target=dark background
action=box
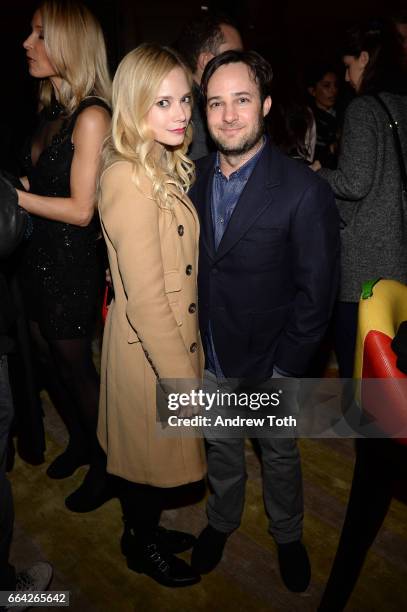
[0,0,404,169]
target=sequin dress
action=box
[20,97,109,340]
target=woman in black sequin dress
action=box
[17,0,112,512]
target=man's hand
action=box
[176,401,200,419]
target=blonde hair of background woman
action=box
[102,43,195,207]
[39,0,112,113]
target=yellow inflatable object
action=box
[355,279,407,444]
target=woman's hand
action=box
[105,267,112,287]
[20,176,30,191]
[310,160,321,172]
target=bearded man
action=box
[188,50,340,592]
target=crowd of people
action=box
[0,0,406,609]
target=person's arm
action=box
[318,98,377,200]
[17,105,110,226]
[274,178,340,376]
[99,162,197,382]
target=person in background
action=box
[98,43,206,588]
[312,22,407,378]
[16,0,112,512]
[176,13,243,160]
[269,63,316,163]
[307,63,339,169]
[316,20,407,612]
[0,174,53,609]
[390,7,407,64]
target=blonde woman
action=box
[16,0,112,511]
[98,44,205,587]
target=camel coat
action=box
[97,160,206,486]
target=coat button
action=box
[178,225,184,236]
[188,303,196,314]
[190,342,198,353]
[212,268,218,275]
[185,264,192,275]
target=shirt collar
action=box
[215,136,266,181]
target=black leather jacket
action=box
[0,173,28,354]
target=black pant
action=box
[333,301,359,378]
[319,439,407,611]
[0,355,16,590]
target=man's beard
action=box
[209,113,265,156]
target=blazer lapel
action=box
[214,144,281,262]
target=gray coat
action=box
[319,93,407,302]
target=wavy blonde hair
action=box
[102,43,195,206]
[38,0,111,113]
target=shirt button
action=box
[178,225,184,236]
[185,264,192,275]
[219,218,224,224]
[190,342,198,353]
[188,303,196,314]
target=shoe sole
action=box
[126,557,201,588]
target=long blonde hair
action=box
[38,0,111,113]
[102,43,195,206]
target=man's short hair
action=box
[201,50,273,104]
[175,14,237,74]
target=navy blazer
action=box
[189,143,340,379]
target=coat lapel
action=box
[168,186,201,253]
[170,186,199,228]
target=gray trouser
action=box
[0,355,15,589]
[203,370,303,544]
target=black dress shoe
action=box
[126,541,200,588]
[65,470,116,513]
[121,523,196,556]
[191,524,230,574]
[47,446,90,479]
[278,540,311,592]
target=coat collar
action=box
[193,142,282,262]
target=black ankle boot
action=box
[121,521,196,556]
[65,468,115,512]
[47,444,90,479]
[125,540,200,587]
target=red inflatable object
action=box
[361,330,407,444]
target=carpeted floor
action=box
[8,390,407,612]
